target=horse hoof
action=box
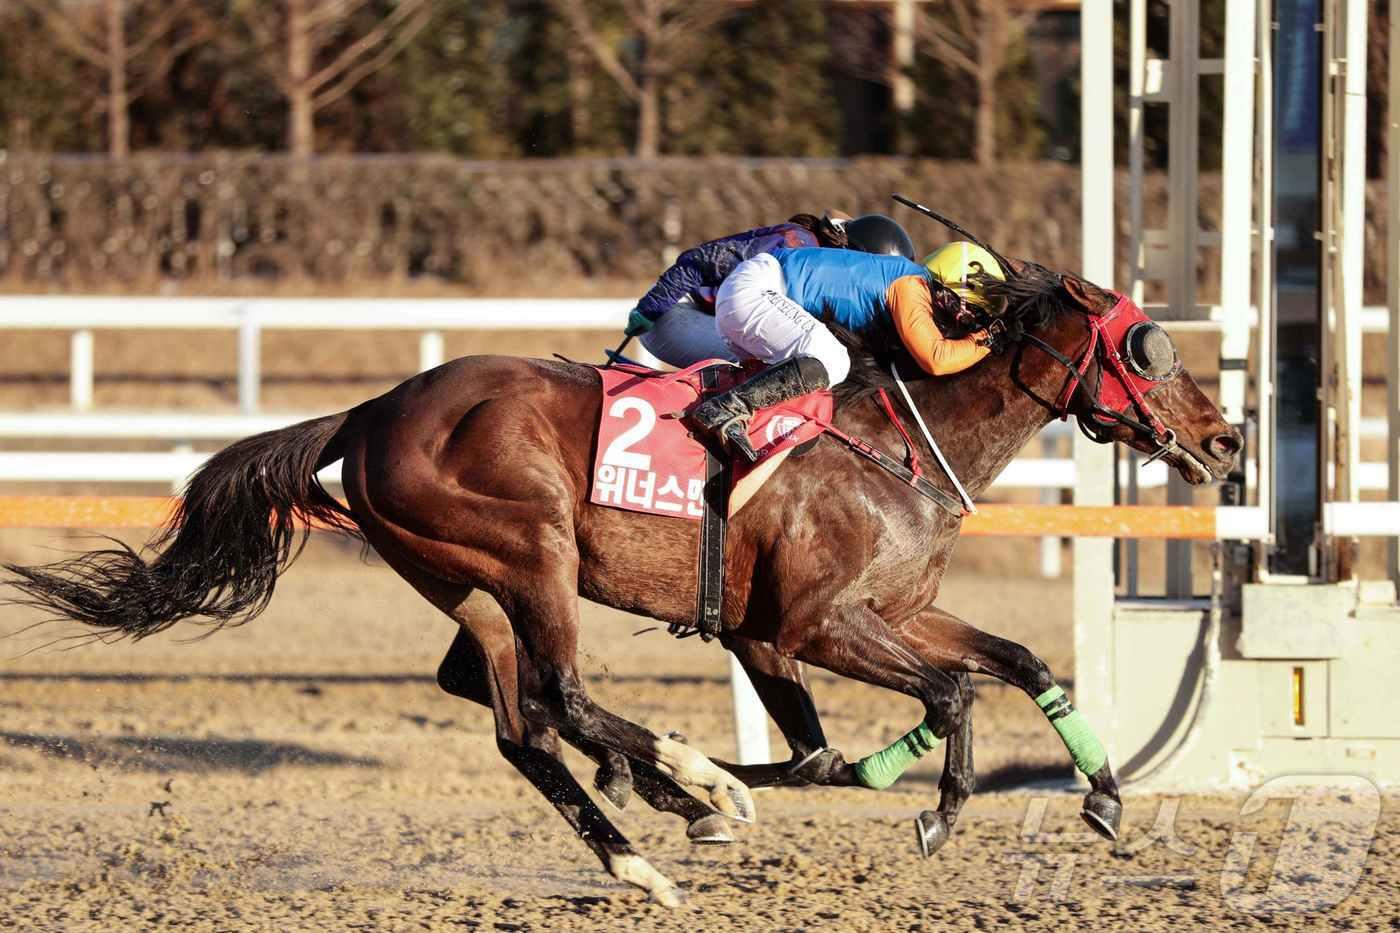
[612,853,684,908]
[914,810,951,859]
[594,770,632,812]
[1081,791,1122,841]
[711,778,757,824]
[687,813,735,845]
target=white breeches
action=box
[638,296,739,368]
[714,253,851,385]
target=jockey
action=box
[627,213,917,368]
[691,241,1003,462]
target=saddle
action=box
[589,359,832,521]
[588,359,964,640]
[589,359,831,640]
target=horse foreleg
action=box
[707,635,862,789]
[896,606,1122,842]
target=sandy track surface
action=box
[0,543,1393,930]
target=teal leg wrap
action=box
[853,721,943,790]
[1036,685,1108,777]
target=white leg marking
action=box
[652,736,756,823]
[610,853,683,908]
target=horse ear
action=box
[1001,256,1028,278]
[1061,274,1111,313]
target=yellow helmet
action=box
[923,241,1004,308]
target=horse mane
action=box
[829,260,1070,404]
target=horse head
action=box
[986,258,1241,486]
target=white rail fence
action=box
[3,296,1395,413]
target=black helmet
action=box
[843,214,917,261]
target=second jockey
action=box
[690,242,1004,462]
[628,213,917,368]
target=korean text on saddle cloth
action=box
[589,365,832,520]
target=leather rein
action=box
[1018,293,1181,466]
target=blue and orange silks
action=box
[771,247,991,377]
[634,223,820,323]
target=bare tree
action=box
[237,0,433,157]
[918,0,1035,166]
[16,0,206,158]
[555,0,731,159]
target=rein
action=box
[1019,293,1180,466]
[816,389,966,518]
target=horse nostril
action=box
[1207,432,1242,462]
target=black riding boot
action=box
[690,357,829,463]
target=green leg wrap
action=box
[1036,685,1108,777]
[853,721,943,791]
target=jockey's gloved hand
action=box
[977,319,1009,355]
[624,308,655,337]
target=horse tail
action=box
[4,411,361,641]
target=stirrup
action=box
[718,417,759,463]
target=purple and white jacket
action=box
[634,223,820,322]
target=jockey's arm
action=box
[635,246,711,323]
[888,276,990,376]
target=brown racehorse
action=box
[5,259,1239,906]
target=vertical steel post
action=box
[1327,0,1367,576]
[1075,0,1118,756]
[1165,0,1201,597]
[1256,0,1276,555]
[1220,0,1258,433]
[1388,4,1400,593]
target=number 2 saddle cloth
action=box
[589,360,834,519]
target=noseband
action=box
[1019,292,1182,464]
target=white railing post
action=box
[1039,432,1063,578]
[419,330,445,372]
[728,654,770,765]
[69,329,94,411]
[237,314,260,413]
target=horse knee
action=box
[923,686,963,735]
[1019,651,1055,697]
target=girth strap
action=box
[691,366,730,641]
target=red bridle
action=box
[1026,292,1181,449]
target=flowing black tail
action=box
[4,412,360,640]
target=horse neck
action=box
[859,312,1081,500]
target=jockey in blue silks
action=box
[627,213,917,368]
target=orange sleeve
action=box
[888,276,991,376]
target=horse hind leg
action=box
[436,602,731,845]
[368,550,685,905]
[501,555,756,825]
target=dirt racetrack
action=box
[1,323,1396,928]
[0,534,1394,931]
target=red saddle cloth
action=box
[590,361,833,519]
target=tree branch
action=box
[128,0,195,60]
[311,0,432,109]
[304,0,427,94]
[16,0,109,67]
[554,0,643,102]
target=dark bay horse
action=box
[5,261,1239,906]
